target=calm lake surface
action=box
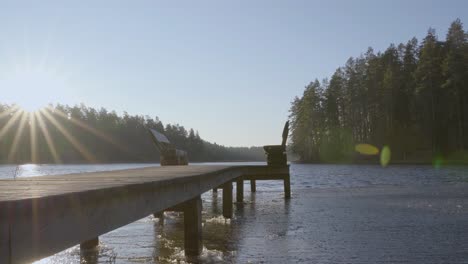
[1,163,468,263]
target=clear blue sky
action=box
[0,0,466,146]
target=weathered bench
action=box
[148,128,188,165]
[212,121,291,199]
[250,120,290,198]
[263,120,289,166]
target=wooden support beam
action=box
[165,203,186,212]
[80,237,99,251]
[250,179,256,192]
[153,211,164,217]
[80,247,98,264]
[153,211,164,225]
[184,196,203,257]
[284,173,291,199]
[222,182,233,218]
[236,179,244,203]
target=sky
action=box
[0,0,466,147]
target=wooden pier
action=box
[0,164,290,264]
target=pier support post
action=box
[236,179,244,203]
[153,211,164,225]
[80,237,99,251]
[250,180,256,192]
[284,173,291,199]
[213,188,218,193]
[222,182,233,218]
[184,196,203,257]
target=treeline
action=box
[289,19,468,163]
[0,103,265,164]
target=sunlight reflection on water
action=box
[0,163,160,179]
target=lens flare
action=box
[35,111,62,163]
[355,144,380,155]
[380,146,391,167]
[40,109,97,163]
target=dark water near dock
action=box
[1,163,468,263]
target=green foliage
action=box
[289,19,468,163]
[0,103,265,163]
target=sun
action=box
[0,66,68,113]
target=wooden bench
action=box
[148,128,188,165]
[251,120,290,198]
[263,120,289,166]
[212,121,291,199]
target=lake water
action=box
[1,163,468,263]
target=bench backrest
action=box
[148,128,189,165]
[148,128,174,152]
[281,120,289,147]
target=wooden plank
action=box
[0,165,233,201]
